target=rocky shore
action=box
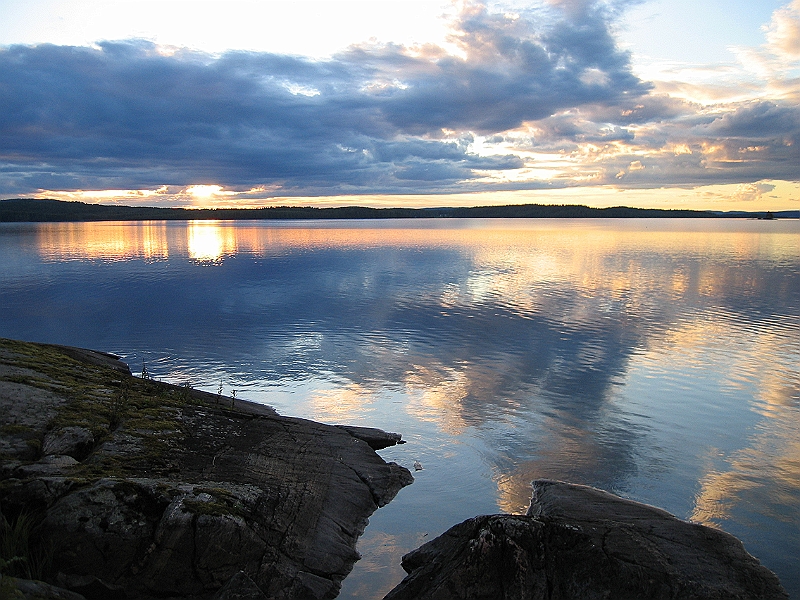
[0,338,412,599]
[1,338,788,599]
[385,479,788,599]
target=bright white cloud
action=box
[765,0,800,59]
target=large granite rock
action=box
[0,338,412,600]
[384,479,788,600]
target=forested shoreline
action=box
[4,197,792,222]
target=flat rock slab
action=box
[385,479,788,600]
[0,338,412,600]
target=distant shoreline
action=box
[1,198,797,222]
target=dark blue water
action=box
[1,218,799,597]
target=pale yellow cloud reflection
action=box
[35,223,799,353]
[308,382,375,424]
[622,304,800,532]
[342,529,421,599]
[452,222,800,334]
[404,366,471,435]
[494,419,615,514]
[691,403,800,528]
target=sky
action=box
[0,0,799,211]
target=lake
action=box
[1,218,798,598]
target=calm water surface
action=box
[1,218,799,597]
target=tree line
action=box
[0,197,775,222]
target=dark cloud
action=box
[0,1,650,196]
[532,111,635,148]
[587,94,695,125]
[394,160,470,182]
[521,91,800,188]
[0,1,794,198]
[596,100,800,187]
[700,101,800,145]
[369,2,648,134]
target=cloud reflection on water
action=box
[1,218,798,596]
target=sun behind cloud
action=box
[0,0,798,211]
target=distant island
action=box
[1,198,797,222]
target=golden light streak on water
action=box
[36,221,170,261]
[34,219,800,265]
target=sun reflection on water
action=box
[187,221,232,263]
[16,217,800,597]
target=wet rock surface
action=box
[384,479,788,600]
[0,338,412,600]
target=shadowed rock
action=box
[0,338,412,600]
[8,578,88,600]
[384,479,788,600]
[42,426,95,460]
[211,571,269,600]
[334,425,405,450]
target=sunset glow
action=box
[0,0,797,211]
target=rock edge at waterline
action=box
[384,479,788,600]
[0,338,413,600]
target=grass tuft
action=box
[0,510,53,581]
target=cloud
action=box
[344,1,649,134]
[765,0,800,60]
[0,0,796,201]
[0,1,649,197]
[702,101,800,138]
[725,0,800,100]
[730,182,777,203]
